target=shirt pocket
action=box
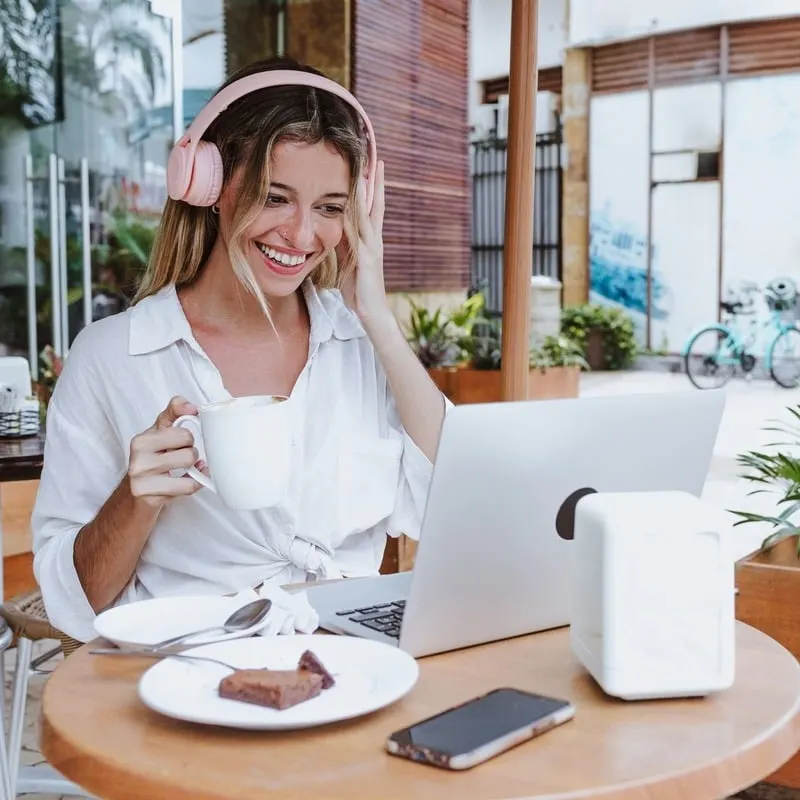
[336,437,403,538]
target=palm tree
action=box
[0,0,168,127]
[0,0,59,127]
[61,0,169,121]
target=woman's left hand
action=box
[351,160,392,325]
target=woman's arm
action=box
[35,387,202,641]
[361,314,446,461]
[73,397,203,611]
[73,475,162,611]
[349,160,447,461]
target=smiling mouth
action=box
[255,242,310,274]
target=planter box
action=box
[735,535,800,789]
[429,366,581,404]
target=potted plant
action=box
[453,319,586,404]
[405,292,486,395]
[561,303,638,371]
[528,334,587,399]
[730,405,800,789]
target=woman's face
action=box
[219,140,351,298]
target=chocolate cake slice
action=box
[297,650,336,689]
[219,669,323,710]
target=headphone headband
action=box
[166,69,376,209]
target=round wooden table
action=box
[41,622,800,800]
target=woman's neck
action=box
[178,241,306,339]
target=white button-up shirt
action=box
[32,281,440,642]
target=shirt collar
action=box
[302,280,365,345]
[128,280,365,356]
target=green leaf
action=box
[729,402,800,561]
[776,500,800,521]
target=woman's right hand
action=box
[127,396,204,508]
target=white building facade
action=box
[470,0,566,138]
[470,0,800,352]
[576,0,800,352]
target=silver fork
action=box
[90,647,343,690]
[90,647,241,671]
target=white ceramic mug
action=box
[172,394,293,510]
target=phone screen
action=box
[388,688,571,758]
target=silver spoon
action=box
[144,598,272,651]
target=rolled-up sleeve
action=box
[32,354,126,642]
[386,391,453,541]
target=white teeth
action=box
[257,243,306,267]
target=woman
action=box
[32,58,448,643]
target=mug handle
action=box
[172,415,216,493]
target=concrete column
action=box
[530,275,562,347]
[222,0,281,75]
[222,0,350,87]
[286,0,350,89]
[561,46,591,308]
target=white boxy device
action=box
[570,490,736,701]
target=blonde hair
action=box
[134,58,367,317]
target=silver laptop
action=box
[304,390,725,659]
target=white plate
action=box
[94,595,270,650]
[137,635,419,730]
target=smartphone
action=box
[385,687,575,771]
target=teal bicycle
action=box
[682,278,800,389]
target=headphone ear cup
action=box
[183,141,224,207]
[166,142,192,201]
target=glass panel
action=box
[0,0,60,374]
[0,0,176,377]
[56,0,176,350]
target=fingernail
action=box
[195,459,207,471]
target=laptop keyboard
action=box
[335,600,405,638]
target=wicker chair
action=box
[0,589,88,797]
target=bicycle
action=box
[681,278,800,389]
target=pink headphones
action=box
[166,69,377,210]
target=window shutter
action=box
[481,67,563,104]
[591,17,800,96]
[591,39,650,94]
[654,27,720,84]
[728,17,800,77]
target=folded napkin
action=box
[233,583,319,636]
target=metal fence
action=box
[470,128,563,315]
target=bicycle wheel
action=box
[767,326,800,388]
[683,326,738,389]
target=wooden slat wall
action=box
[481,66,563,104]
[353,0,470,291]
[654,27,720,85]
[591,39,649,94]
[728,17,800,77]
[592,17,800,94]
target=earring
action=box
[211,203,220,215]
